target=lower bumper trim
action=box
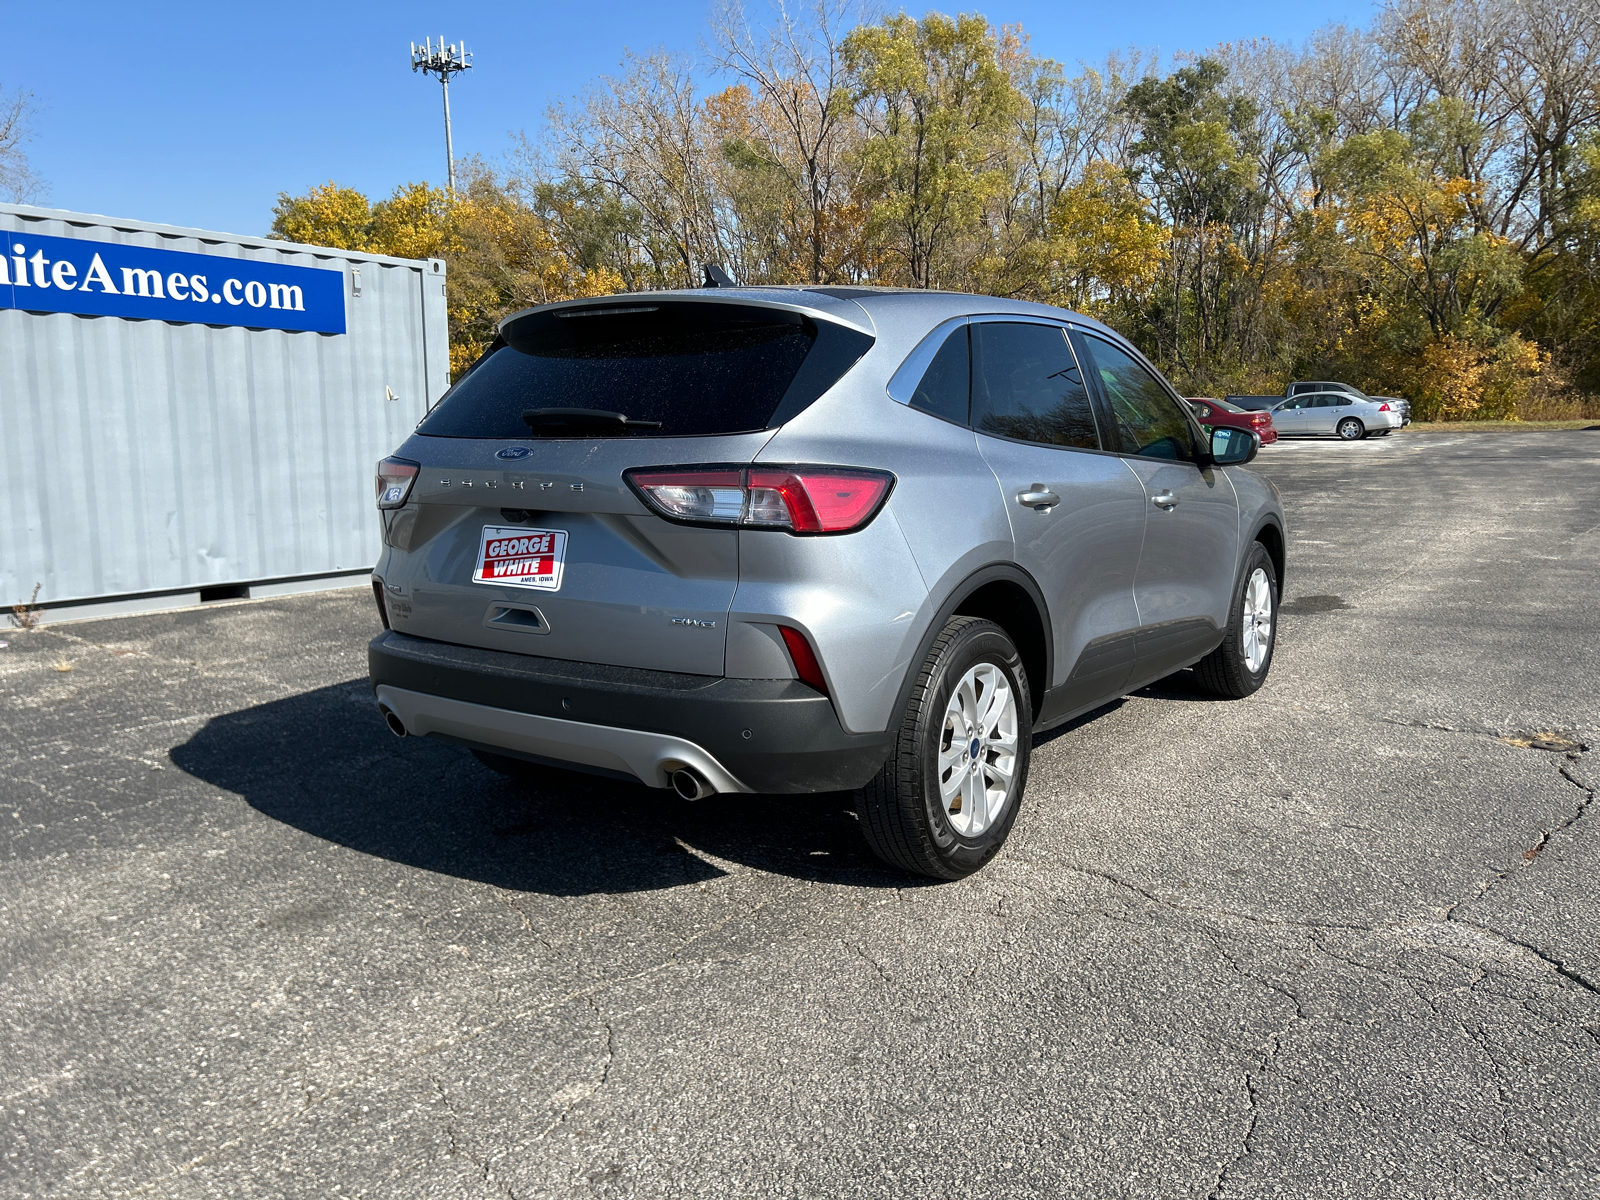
[375,684,753,793]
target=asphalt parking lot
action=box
[3,430,1597,1199]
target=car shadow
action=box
[170,680,920,897]
[1131,669,1218,702]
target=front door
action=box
[1075,332,1241,684]
[968,320,1147,723]
[1273,397,1307,435]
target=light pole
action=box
[410,37,472,194]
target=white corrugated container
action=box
[0,202,449,614]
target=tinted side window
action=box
[1083,336,1195,459]
[971,322,1098,450]
[910,325,970,425]
[1312,395,1342,408]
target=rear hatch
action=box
[379,296,871,676]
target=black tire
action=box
[856,617,1032,880]
[1194,542,1278,698]
[1337,417,1365,440]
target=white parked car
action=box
[1270,390,1404,440]
[1288,381,1410,426]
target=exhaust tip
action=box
[670,767,711,801]
[379,706,407,738]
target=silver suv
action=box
[368,288,1285,879]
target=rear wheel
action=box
[1337,417,1365,440]
[857,617,1031,880]
[1194,542,1278,698]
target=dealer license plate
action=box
[472,525,567,592]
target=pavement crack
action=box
[1444,916,1600,997]
[851,942,897,989]
[531,1001,616,1145]
[489,885,556,953]
[432,1077,518,1197]
[1445,753,1597,969]
[1059,864,1374,933]
[1204,1029,1288,1199]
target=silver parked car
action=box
[1272,390,1404,440]
[368,287,1286,879]
[1288,380,1410,427]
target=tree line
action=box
[272,0,1600,419]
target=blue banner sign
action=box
[0,231,347,334]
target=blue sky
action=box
[5,0,1373,237]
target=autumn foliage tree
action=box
[270,167,619,375]
[271,0,1600,416]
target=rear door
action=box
[967,319,1146,717]
[1329,392,1361,432]
[1075,331,1240,683]
[1306,393,1344,434]
[378,300,870,676]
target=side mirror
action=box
[1210,426,1259,466]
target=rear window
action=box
[417,301,869,439]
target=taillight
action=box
[778,626,828,693]
[375,457,420,509]
[626,466,893,534]
[1377,402,1391,411]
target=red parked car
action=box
[1188,397,1277,445]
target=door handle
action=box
[1151,491,1179,510]
[1016,486,1060,510]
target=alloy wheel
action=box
[937,663,1020,837]
[1242,567,1274,672]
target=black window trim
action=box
[1069,326,1209,464]
[964,314,1111,455]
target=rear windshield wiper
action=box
[521,407,664,435]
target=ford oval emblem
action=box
[496,447,532,460]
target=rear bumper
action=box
[368,631,892,794]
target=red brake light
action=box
[1378,402,1391,411]
[626,466,893,534]
[748,469,890,533]
[779,626,828,693]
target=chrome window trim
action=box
[886,315,969,405]
[887,313,1080,406]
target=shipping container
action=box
[0,202,449,617]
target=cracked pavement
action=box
[2,429,1597,1198]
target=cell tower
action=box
[410,37,473,194]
